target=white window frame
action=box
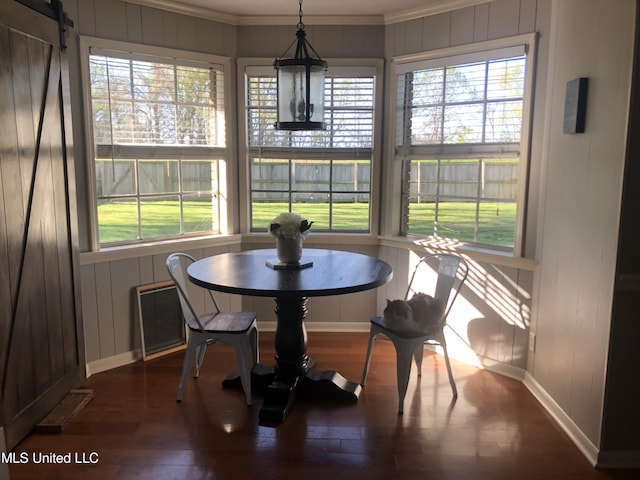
[385,34,537,255]
[237,58,384,235]
[80,36,233,251]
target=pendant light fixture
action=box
[274,0,327,130]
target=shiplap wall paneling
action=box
[80,264,100,363]
[530,0,634,448]
[203,244,245,312]
[513,268,533,368]
[139,6,165,46]
[402,18,422,54]
[422,13,451,51]
[386,1,540,57]
[496,265,530,368]
[237,25,293,58]
[94,0,128,40]
[518,0,538,33]
[237,24,384,59]
[450,7,475,46]
[72,0,97,37]
[175,13,197,51]
[124,2,143,43]
[247,296,277,327]
[161,7,179,47]
[472,3,490,42]
[317,25,384,58]
[111,259,143,354]
[138,255,155,286]
[464,263,512,365]
[486,264,523,367]
[94,262,116,359]
[377,245,411,305]
[487,0,521,38]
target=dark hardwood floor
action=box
[8,332,639,479]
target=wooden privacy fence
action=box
[252,160,518,203]
[251,161,371,202]
[96,159,518,203]
[95,160,217,197]
[407,160,519,202]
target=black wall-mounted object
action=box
[563,77,589,134]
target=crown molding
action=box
[124,0,382,25]
[384,0,492,25]
[125,0,238,24]
[236,15,384,26]
[124,0,489,26]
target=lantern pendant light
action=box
[274,0,327,130]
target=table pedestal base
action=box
[259,367,362,422]
[222,295,362,422]
[259,379,298,422]
[222,360,362,422]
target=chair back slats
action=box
[166,253,207,331]
[405,253,469,322]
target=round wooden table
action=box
[187,248,393,422]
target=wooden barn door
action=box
[0,0,84,450]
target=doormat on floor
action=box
[35,389,94,434]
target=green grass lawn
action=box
[251,203,370,231]
[407,202,516,247]
[98,200,515,247]
[97,200,215,244]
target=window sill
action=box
[79,234,242,266]
[378,235,537,271]
[79,232,537,272]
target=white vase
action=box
[276,236,303,264]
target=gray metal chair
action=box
[166,253,258,406]
[361,253,469,414]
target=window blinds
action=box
[246,71,375,150]
[89,52,225,148]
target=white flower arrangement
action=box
[269,212,313,239]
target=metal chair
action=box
[361,253,469,414]
[166,253,258,406]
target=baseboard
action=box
[86,350,141,377]
[256,321,371,333]
[476,357,526,382]
[596,450,640,469]
[523,372,599,467]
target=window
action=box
[84,40,227,246]
[244,65,378,232]
[395,41,533,251]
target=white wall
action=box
[529,0,634,451]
